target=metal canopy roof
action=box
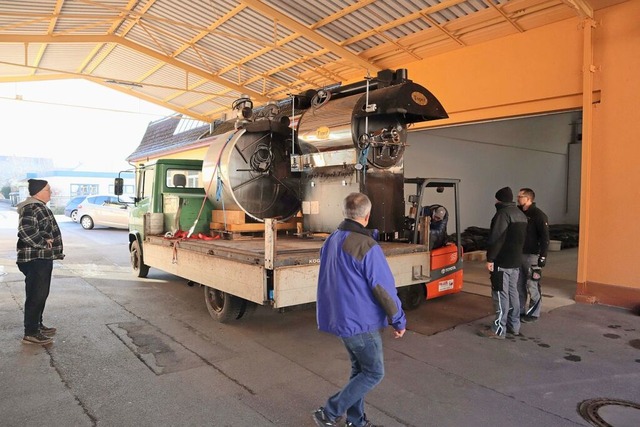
[0,0,605,122]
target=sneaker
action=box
[39,324,57,336]
[521,315,539,323]
[347,421,381,427]
[507,328,521,336]
[313,407,343,427]
[22,333,53,345]
[477,327,505,340]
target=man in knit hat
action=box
[478,186,527,339]
[16,179,65,345]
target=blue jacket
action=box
[316,219,407,338]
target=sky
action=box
[0,79,174,172]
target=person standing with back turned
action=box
[517,187,550,323]
[16,179,65,345]
[479,186,527,339]
[313,192,406,427]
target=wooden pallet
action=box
[210,217,302,239]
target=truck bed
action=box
[146,234,429,268]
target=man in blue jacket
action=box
[313,192,406,427]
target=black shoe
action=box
[313,407,343,427]
[39,324,57,336]
[507,328,521,336]
[22,333,53,345]
[521,315,539,323]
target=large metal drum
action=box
[202,127,300,221]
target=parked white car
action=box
[76,195,133,230]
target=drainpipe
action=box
[576,17,596,294]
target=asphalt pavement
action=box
[1,199,639,427]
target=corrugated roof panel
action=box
[213,8,294,60]
[124,21,196,57]
[92,44,160,82]
[245,49,300,75]
[196,80,239,97]
[346,34,387,53]
[268,71,298,85]
[244,78,281,95]
[146,0,229,31]
[280,37,324,56]
[218,67,255,86]
[38,44,96,73]
[197,32,262,64]
[513,5,575,31]
[0,43,42,70]
[131,84,179,101]
[262,0,345,27]
[59,0,129,15]
[0,62,32,77]
[167,90,210,106]
[0,10,50,34]
[193,99,233,115]
[174,49,212,73]
[0,0,588,121]
[141,63,191,88]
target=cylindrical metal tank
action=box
[202,123,300,222]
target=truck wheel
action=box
[204,287,244,323]
[398,284,426,310]
[130,240,149,278]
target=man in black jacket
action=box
[479,187,527,339]
[517,188,550,322]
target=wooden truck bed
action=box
[146,234,429,267]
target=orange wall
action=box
[401,1,640,304]
[406,18,584,127]
[586,1,640,291]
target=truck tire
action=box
[130,240,150,278]
[204,287,244,323]
[398,283,426,310]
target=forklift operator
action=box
[422,204,448,250]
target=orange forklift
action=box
[398,178,464,309]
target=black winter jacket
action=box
[486,202,527,268]
[520,203,550,257]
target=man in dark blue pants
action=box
[313,192,406,427]
[16,179,65,345]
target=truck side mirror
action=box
[114,178,124,195]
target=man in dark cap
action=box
[16,179,65,345]
[478,186,527,339]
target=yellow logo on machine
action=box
[316,126,330,140]
[411,92,428,106]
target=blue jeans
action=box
[324,330,385,427]
[17,259,53,336]
[491,267,520,336]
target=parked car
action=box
[76,195,134,230]
[64,195,89,222]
